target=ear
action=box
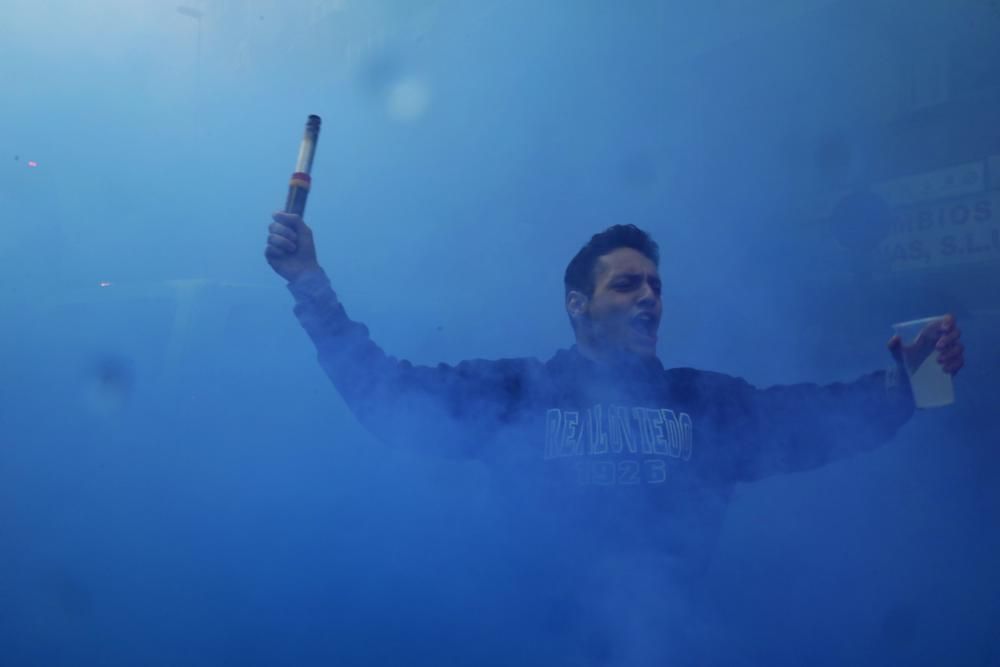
[566,290,588,320]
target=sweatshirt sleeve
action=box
[697,366,916,483]
[287,269,535,457]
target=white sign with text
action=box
[879,191,1000,271]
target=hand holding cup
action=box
[888,314,964,408]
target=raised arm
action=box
[724,366,916,482]
[678,361,917,484]
[266,213,537,457]
[697,315,964,483]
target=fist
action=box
[265,211,321,282]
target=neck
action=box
[575,338,609,364]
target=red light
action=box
[27,161,38,168]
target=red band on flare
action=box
[289,172,312,189]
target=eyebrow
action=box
[613,272,660,282]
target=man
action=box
[265,212,964,658]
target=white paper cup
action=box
[892,315,955,408]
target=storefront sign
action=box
[878,191,1000,270]
[872,160,985,208]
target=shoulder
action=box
[660,366,757,410]
[451,356,545,378]
[444,357,547,397]
[663,366,751,390]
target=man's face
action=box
[574,247,662,359]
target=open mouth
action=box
[631,313,658,339]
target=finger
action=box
[939,313,955,331]
[936,327,961,348]
[269,221,298,242]
[937,342,964,363]
[887,335,904,366]
[272,211,304,230]
[943,360,963,375]
[267,234,297,254]
[938,353,961,368]
[264,243,294,262]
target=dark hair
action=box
[564,224,659,297]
